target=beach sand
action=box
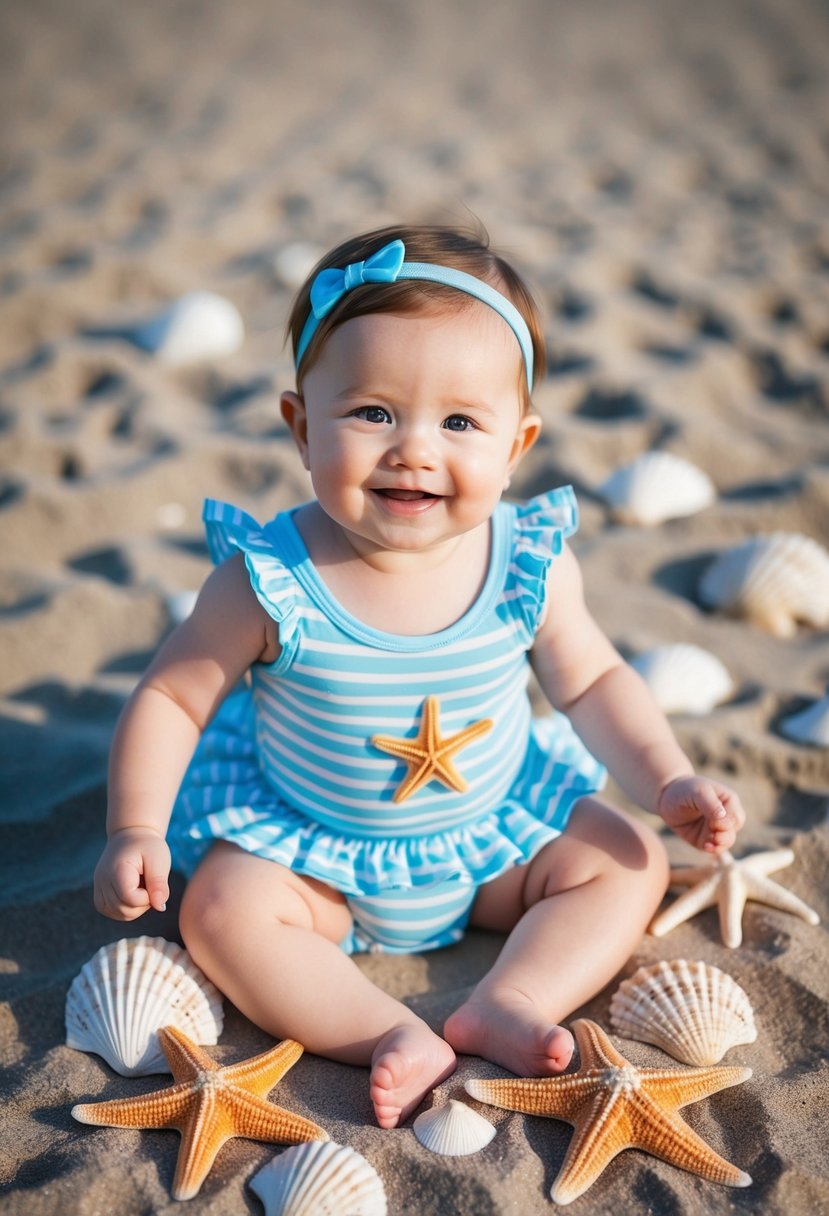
[1,0,828,1211]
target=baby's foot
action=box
[370,1022,456,1129]
[443,988,574,1077]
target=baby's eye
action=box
[443,414,477,432]
[352,405,391,424]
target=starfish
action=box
[649,847,820,948]
[465,1019,751,1206]
[72,1026,328,1201]
[371,695,492,803]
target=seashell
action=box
[609,958,756,1066]
[273,242,323,289]
[166,589,199,624]
[249,1141,387,1216]
[778,689,829,747]
[699,532,829,637]
[413,1098,497,1156]
[598,452,715,526]
[65,936,224,1076]
[133,291,244,365]
[630,644,735,715]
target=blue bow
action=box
[309,239,406,320]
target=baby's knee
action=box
[179,862,234,956]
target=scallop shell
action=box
[65,936,224,1076]
[609,958,756,1066]
[630,644,735,715]
[779,690,829,746]
[249,1141,387,1216]
[133,291,244,364]
[598,452,715,525]
[699,532,829,637]
[413,1098,497,1156]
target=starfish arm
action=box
[221,1038,304,1096]
[745,873,820,924]
[72,1082,194,1130]
[170,1093,224,1201]
[226,1089,329,1144]
[629,1090,752,1188]
[465,1075,605,1121]
[548,1093,634,1204]
[640,1065,753,1110]
[719,870,748,948]
[745,847,794,876]
[649,876,720,936]
[159,1025,220,1079]
[664,864,721,887]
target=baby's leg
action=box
[179,843,455,1127]
[444,798,669,1076]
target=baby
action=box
[94,223,745,1130]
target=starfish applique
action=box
[649,847,820,948]
[371,695,492,803]
[72,1026,327,1200]
[466,1018,752,1206]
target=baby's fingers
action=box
[701,787,744,853]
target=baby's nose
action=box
[388,424,438,469]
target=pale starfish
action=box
[465,1019,751,1206]
[372,695,492,803]
[72,1026,328,1200]
[649,847,820,948]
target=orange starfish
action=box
[372,695,492,803]
[465,1019,752,1206]
[72,1026,328,1200]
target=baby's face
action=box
[285,304,540,559]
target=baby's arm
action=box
[95,555,278,920]
[531,544,745,853]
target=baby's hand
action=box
[93,828,171,921]
[658,776,746,854]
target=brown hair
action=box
[285,222,546,407]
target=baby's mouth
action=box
[374,488,438,501]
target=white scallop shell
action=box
[598,452,715,525]
[699,532,829,637]
[413,1098,497,1156]
[65,936,224,1076]
[779,690,829,746]
[250,1141,387,1216]
[133,291,244,364]
[609,958,756,1066]
[630,644,735,715]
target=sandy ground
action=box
[1,0,828,1212]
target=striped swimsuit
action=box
[169,487,605,953]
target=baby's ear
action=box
[507,411,542,476]
[280,392,309,468]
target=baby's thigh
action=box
[180,842,352,947]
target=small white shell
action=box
[610,958,756,1066]
[273,242,323,289]
[133,291,244,364]
[598,452,715,525]
[630,644,735,715]
[250,1141,387,1216]
[413,1098,497,1156]
[699,532,829,637]
[779,691,829,747]
[65,936,224,1076]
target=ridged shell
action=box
[630,644,735,715]
[699,532,829,636]
[133,291,244,364]
[249,1141,387,1216]
[65,936,224,1076]
[598,452,715,525]
[609,958,756,1066]
[779,690,829,746]
[413,1098,497,1156]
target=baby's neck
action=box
[294,504,492,636]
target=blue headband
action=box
[294,238,534,387]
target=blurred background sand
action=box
[1,1,828,1212]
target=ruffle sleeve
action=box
[202,499,300,672]
[509,485,579,641]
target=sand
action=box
[1,0,828,1211]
